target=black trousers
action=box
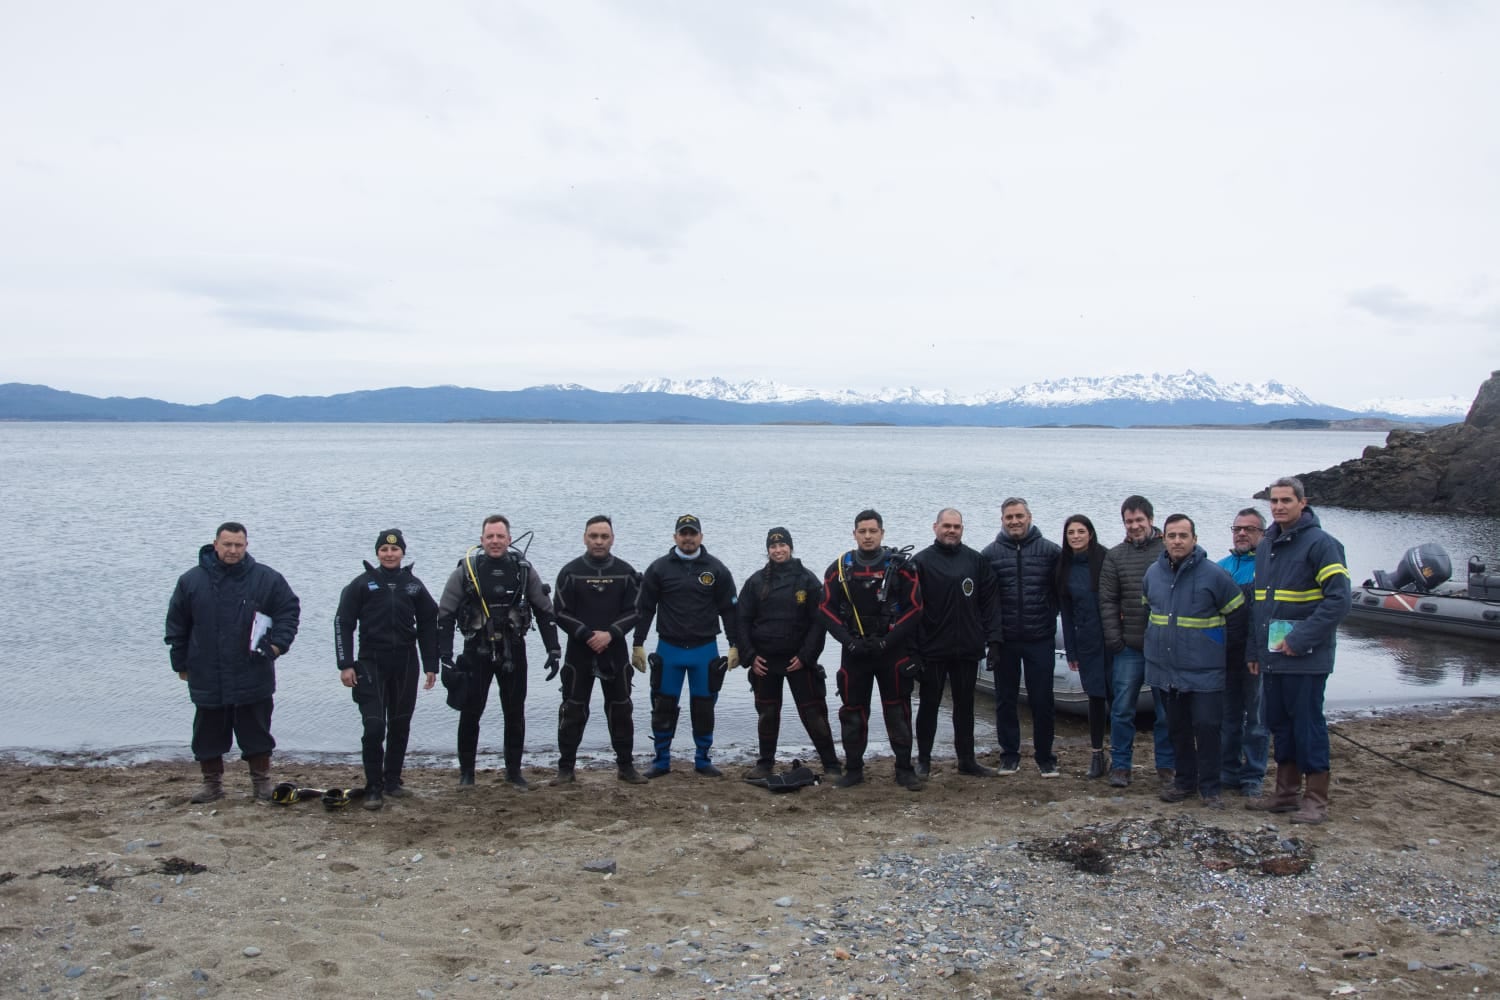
[993,637,1056,768]
[836,653,914,771]
[1159,687,1224,797]
[915,655,981,764]
[556,653,637,768]
[351,647,420,792]
[457,644,529,773]
[192,697,274,760]
[748,655,838,767]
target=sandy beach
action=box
[2,704,1497,999]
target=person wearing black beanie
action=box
[737,527,841,781]
[333,529,439,809]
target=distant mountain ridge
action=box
[618,371,1322,409]
[0,373,1464,426]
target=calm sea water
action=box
[4,423,1498,767]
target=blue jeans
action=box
[1109,647,1174,772]
[1265,672,1330,774]
[1220,657,1268,791]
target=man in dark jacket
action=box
[632,514,740,778]
[165,522,301,804]
[1143,515,1245,808]
[982,498,1062,777]
[818,509,925,791]
[1098,495,1175,790]
[551,515,649,786]
[436,514,562,790]
[1248,477,1352,825]
[333,529,439,810]
[1217,507,1266,801]
[737,526,840,780]
[913,508,1003,778]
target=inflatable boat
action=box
[1348,544,1500,641]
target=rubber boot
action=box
[1249,760,1301,812]
[796,700,841,777]
[1290,770,1330,824]
[555,697,588,785]
[1086,750,1107,780]
[247,753,274,801]
[457,714,480,786]
[605,698,641,780]
[690,696,721,776]
[647,695,679,778]
[190,757,224,804]
[753,691,781,776]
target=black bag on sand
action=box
[747,761,820,793]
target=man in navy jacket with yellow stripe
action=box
[1248,477,1352,825]
[1142,514,1244,808]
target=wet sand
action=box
[1,704,1497,998]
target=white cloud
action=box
[1,2,1497,407]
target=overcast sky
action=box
[3,3,1496,407]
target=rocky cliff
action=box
[1257,372,1500,515]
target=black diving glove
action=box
[544,650,561,682]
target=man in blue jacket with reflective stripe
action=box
[1248,477,1352,825]
[1142,514,1244,808]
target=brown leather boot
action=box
[1248,761,1301,812]
[191,757,224,803]
[1290,770,1330,824]
[247,753,274,800]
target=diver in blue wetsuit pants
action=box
[631,514,740,777]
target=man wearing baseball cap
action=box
[632,514,741,777]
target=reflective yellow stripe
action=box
[1148,613,1224,628]
[1273,589,1323,603]
[1254,588,1268,601]
[1316,563,1350,583]
[1221,592,1245,614]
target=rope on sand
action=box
[1328,725,1500,799]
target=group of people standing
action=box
[164,475,1351,823]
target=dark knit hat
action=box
[765,526,793,550]
[376,528,407,552]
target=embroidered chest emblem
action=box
[698,571,716,587]
[962,577,975,597]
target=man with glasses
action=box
[1218,508,1267,803]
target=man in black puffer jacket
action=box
[982,498,1062,777]
[334,529,439,809]
[737,527,840,780]
[913,508,1003,778]
[165,522,301,804]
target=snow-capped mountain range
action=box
[623,371,1321,410]
[1349,395,1472,419]
[0,372,1467,424]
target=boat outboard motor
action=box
[1469,557,1500,600]
[1372,543,1452,593]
